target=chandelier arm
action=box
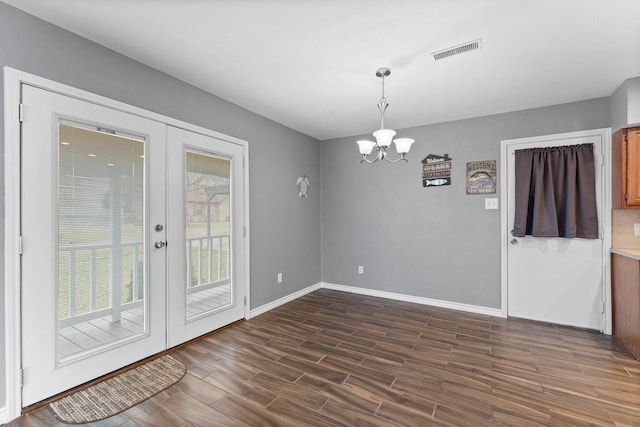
[360,153,379,164]
[382,152,408,163]
[361,145,382,163]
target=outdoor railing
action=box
[186,235,231,294]
[58,235,230,329]
[58,241,143,329]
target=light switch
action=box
[485,198,499,210]
[634,223,640,236]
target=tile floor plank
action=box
[9,289,640,426]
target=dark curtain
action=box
[512,144,598,239]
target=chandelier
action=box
[356,67,414,163]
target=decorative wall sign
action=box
[466,160,496,194]
[296,174,309,197]
[422,154,452,187]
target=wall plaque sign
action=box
[422,154,452,187]
[466,160,496,194]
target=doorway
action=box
[5,69,249,410]
[500,128,611,332]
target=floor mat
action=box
[49,354,185,424]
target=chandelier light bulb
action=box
[356,140,376,155]
[393,138,415,154]
[373,129,396,148]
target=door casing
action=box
[499,128,612,334]
[3,67,250,421]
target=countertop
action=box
[611,248,640,260]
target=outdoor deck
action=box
[58,283,232,360]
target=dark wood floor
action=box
[7,289,640,426]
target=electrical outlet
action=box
[634,223,640,236]
[484,198,499,210]
[277,272,283,283]
[358,265,364,275]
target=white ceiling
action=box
[3,0,640,140]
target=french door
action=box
[20,84,246,406]
[166,126,246,346]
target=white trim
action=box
[248,282,503,320]
[3,66,251,421]
[499,136,509,319]
[0,406,8,424]
[499,128,612,334]
[247,283,322,319]
[4,68,247,147]
[320,283,504,318]
[603,129,613,335]
[243,146,251,319]
[4,67,23,421]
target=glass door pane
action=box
[184,150,232,321]
[57,122,145,363]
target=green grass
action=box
[188,248,229,287]
[57,222,230,320]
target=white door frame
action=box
[499,128,612,334]
[3,67,250,421]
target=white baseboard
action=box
[320,282,504,317]
[248,281,503,320]
[248,282,322,318]
[0,406,8,424]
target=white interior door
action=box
[503,129,608,331]
[20,85,167,405]
[166,126,246,347]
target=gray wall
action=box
[0,2,321,408]
[321,98,610,308]
[611,80,629,132]
[611,77,640,131]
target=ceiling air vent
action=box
[432,39,482,61]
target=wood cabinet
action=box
[613,127,640,208]
[612,253,640,359]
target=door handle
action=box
[154,241,167,249]
[510,238,518,245]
